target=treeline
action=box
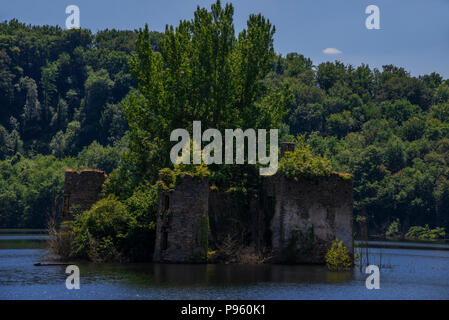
[0,19,162,158]
[1,9,449,236]
[0,143,121,228]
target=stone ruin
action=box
[153,176,210,263]
[266,173,353,263]
[63,143,353,264]
[63,168,107,218]
[153,142,354,264]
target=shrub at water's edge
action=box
[405,225,446,241]
[70,196,132,262]
[325,239,353,271]
[48,220,75,261]
[383,219,446,241]
[386,218,402,239]
[49,185,159,262]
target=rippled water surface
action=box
[1,234,448,299]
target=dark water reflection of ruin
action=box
[119,263,353,287]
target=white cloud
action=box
[323,47,342,55]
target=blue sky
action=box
[2,0,448,78]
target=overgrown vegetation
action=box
[49,191,158,262]
[70,196,132,262]
[157,163,211,191]
[325,239,353,271]
[279,136,332,180]
[405,225,446,241]
[386,219,401,239]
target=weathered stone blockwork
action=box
[153,176,209,263]
[208,190,270,253]
[153,172,353,264]
[157,172,353,264]
[151,141,353,264]
[63,169,107,217]
[267,174,353,263]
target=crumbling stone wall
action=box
[153,176,209,263]
[157,172,352,264]
[208,190,271,254]
[267,173,353,264]
[153,140,353,264]
[63,169,107,217]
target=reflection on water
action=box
[115,263,354,287]
[0,235,48,250]
[357,240,449,250]
[1,235,449,300]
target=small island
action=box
[57,141,354,268]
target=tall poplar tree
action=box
[124,0,290,183]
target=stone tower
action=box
[153,175,210,263]
[267,173,353,264]
[63,169,107,217]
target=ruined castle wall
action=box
[208,190,233,246]
[63,169,107,217]
[208,190,269,254]
[154,176,209,263]
[268,174,353,264]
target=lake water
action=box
[1,234,449,300]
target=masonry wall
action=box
[208,190,272,254]
[267,173,353,264]
[153,176,209,263]
[63,169,107,217]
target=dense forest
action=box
[0,20,162,228]
[1,2,448,243]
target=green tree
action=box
[123,0,288,185]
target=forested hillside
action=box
[0,20,161,227]
[0,19,162,157]
[0,18,448,236]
